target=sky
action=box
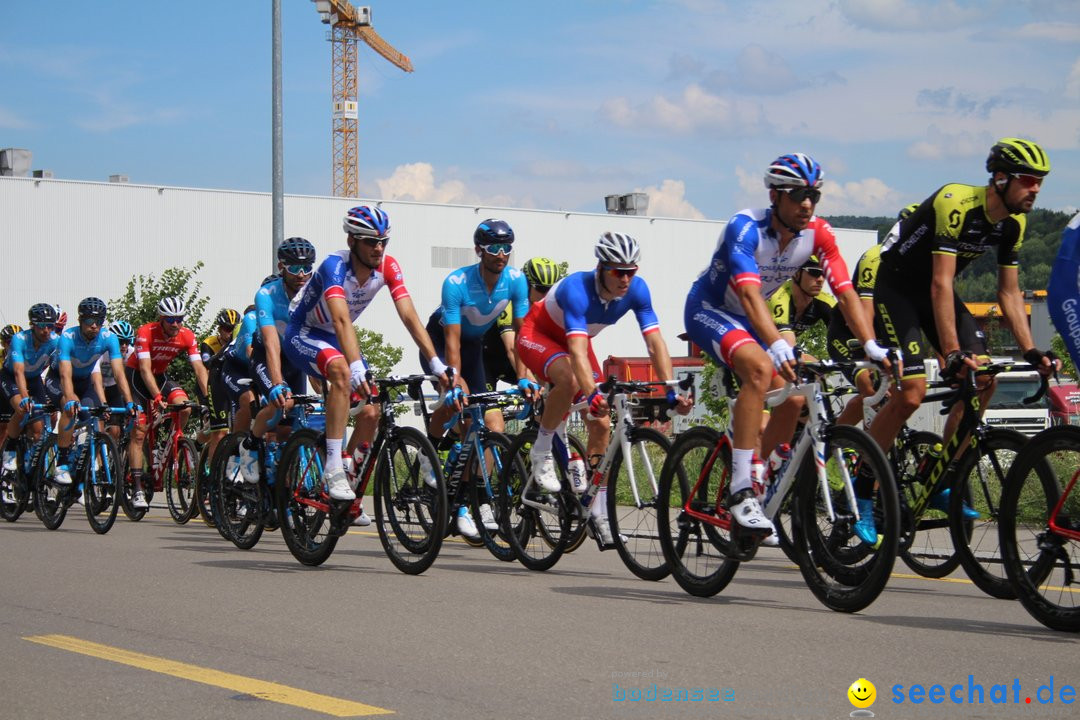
[1,0,1078,220]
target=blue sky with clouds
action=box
[1,0,1077,219]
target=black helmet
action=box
[985,137,1050,177]
[261,273,280,287]
[28,302,59,325]
[215,308,241,327]
[1,324,22,342]
[77,296,108,321]
[278,237,317,265]
[474,219,514,246]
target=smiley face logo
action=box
[848,678,876,709]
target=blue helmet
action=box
[474,219,514,246]
[764,153,824,189]
[343,206,390,238]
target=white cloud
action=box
[0,107,31,129]
[1015,22,1080,43]
[906,126,993,160]
[599,83,768,136]
[632,179,705,219]
[1066,58,1080,100]
[375,162,470,204]
[838,0,982,32]
[823,177,905,216]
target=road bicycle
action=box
[276,374,447,573]
[998,423,1080,631]
[34,405,126,533]
[120,401,202,523]
[0,403,57,523]
[657,359,898,613]
[500,377,691,578]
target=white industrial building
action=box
[0,175,876,372]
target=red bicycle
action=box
[120,401,202,523]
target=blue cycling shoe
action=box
[854,498,881,547]
[928,488,980,519]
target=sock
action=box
[533,426,555,455]
[325,438,343,473]
[730,448,754,495]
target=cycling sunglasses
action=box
[80,316,105,326]
[481,243,513,256]
[801,268,825,279]
[32,322,53,330]
[602,264,638,279]
[162,316,185,324]
[1010,173,1043,188]
[778,186,822,204]
[284,263,314,275]
[359,236,389,248]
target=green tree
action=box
[108,263,211,398]
[1051,334,1077,380]
[355,327,403,377]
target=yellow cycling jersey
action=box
[880,184,1024,287]
[768,279,837,336]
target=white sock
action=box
[592,487,607,518]
[730,448,754,495]
[325,438,343,473]
[533,426,555,455]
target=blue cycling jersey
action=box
[534,271,659,339]
[255,277,292,338]
[437,264,529,341]
[55,327,122,380]
[1048,211,1080,369]
[4,329,59,378]
[225,310,258,366]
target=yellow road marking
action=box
[24,634,393,717]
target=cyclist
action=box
[241,239,319,483]
[53,305,68,334]
[217,304,258,436]
[125,296,209,509]
[683,153,886,544]
[767,255,836,350]
[419,219,532,538]
[0,324,22,438]
[94,320,136,443]
[1,304,61,473]
[1047,211,1080,370]
[481,257,565,391]
[49,298,137,487]
[866,138,1057,498]
[284,206,449,504]
[516,232,692,546]
[198,308,241,461]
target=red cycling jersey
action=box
[126,322,201,374]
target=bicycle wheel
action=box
[374,426,447,575]
[33,435,68,531]
[213,432,264,550]
[656,426,740,597]
[465,431,517,562]
[277,429,338,566]
[893,431,962,578]
[949,427,1026,599]
[792,425,898,613]
[606,427,672,581]
[83,432,120,535]
[194,442,215,527]
[549,433,588,554]
[120,439,149,522]
[164,437,199,524]
[999,426,1080,632]
[0,437,28,522]
[500,429,573,571]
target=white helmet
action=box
[594,232,641,265]
[157,296,187,317]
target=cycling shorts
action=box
[0,370,47,421]
[683,287,765,369]
[515,315,601,385]
[421,314,488,394]
[250,334,306,400]
[44,373,99,413]
[283,325,345,380]
[126,367,188,425]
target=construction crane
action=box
[311,1,413,198]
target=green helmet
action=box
[986,137,1050,177]
[522,257,565,290]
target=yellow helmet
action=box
[986,137,1050,177]
[215,308,241,327]
[523,257,565,290]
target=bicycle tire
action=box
[500,428,572,571]
[374,426,447,575]
[33,435,69,531]
[656,426,740,597]
[550,433,588,554]
[83,432,121,535]
[0,437,29,522]
[277,429,338,566]
[213,432,264,550]
[468,431,516,562]
[999,425,1080,632]
[164,436,199,524]
[120,439,150,522]
[194,442,216,527]
[893,431,962,578]
[792,425,898,613]
[949,427,1027,599]
[607,426,673,581]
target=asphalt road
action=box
[1,507,1077,720]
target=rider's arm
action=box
[643,330,675,382]
[393,295,442,369]
[111,357,134,404]
[328,295,363,365]
[997,264,1039,356]
[260,325,284,386]
[91,367,107,405]
[59,359,77,404]
[737,284,784,347]
[12,361,28,400]
[929,251,961,354]
[566,335,599,396]
[835,287,876,345]
[191,358,209,399]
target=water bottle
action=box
[914,442,943,483]
[444,442,463,475]
[751,453,766,502]
[763,443,791,506]
[568,452,587,493]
